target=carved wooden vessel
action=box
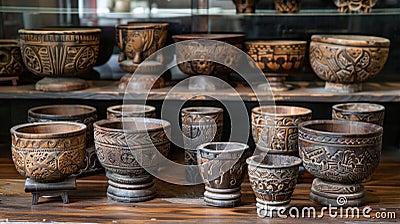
[247,154,302,217]
[333,0,378,13]
[181,107,224,166]
[0,40,25,77]
[245,40,306,91]
[332,102,385,126]
[28,105,100,176]
[274,0,301,13]
[173,34,245,90]
[310,34,390,93]
[93,118,170,202]
[10,121,87,183]
[252,105,312,155]
[197,142,250,207]
[107,104,156,119]
[116,23,168,73]
[232,0,259,13]
[298,120,383,206]
[18,28,101,91]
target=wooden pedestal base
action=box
[204,186,241,208]
[35,77,88,92]
[24,177,76,205]
[106,171,156,203]
[0,76,19,86]
[310,178,365,207]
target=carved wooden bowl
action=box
[298,119,383,206]
[245,40,306,91]
[310,34,390,93]
[10,122,87,183]
[28,104,100,175]
[173,34,245,77]
[0,40,25,77]
[247,154,302,217]
[251,105,312,155]
[18,28,101,91]
[93,117,171,202]
[19,28,100,77]
[116,23,168,73]
[107,104,156,119]
[332,102,385,126]
[333,0,378,13]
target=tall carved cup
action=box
[181,107,224,165]
[247,154,302,217]
[94,118,170,202]
[251,105,312,155]
[116,23,168,73]
[198,142,250,207]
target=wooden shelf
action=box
[2,81,400,102]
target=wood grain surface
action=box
[0,148,399,223]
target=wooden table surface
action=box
[0,149,399,223]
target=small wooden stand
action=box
[24,177,77,205]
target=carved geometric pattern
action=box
[0,46,25,75]
[19,31,100,77]
[310,42,389,84]
[246,41,306,73]
[299,145,380,183]
[298,131,382,145]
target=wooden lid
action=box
[311,35,390,47]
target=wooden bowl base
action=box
[35,77,88,92]
[203,186,241,208]
[24,177,76,205]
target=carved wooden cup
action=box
[232,0,260,13]
[197,142,250,207]
[332,103,385,126]
[0,40,25,77]
[107,104,156,119]
[11,122,87,183]
[28,105,100,176]
[333,0,378,13]
[247,154,302,217]
[310,34,390,93]
[299,120,383,207]
[94,118,171,202]
[18,28,101,91]
[115,23,168,73]
[251,105,312,155]
[245,40,307,91]
[181,107,224,165]
[274,0,301,13]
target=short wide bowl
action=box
[19,28,101,77]
[310,34,390,92]
[11,121,87,183]
[298,120,382,183]
[332,102,385,126]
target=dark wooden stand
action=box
[24,176,77,205]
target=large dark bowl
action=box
[298,119,382,183]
